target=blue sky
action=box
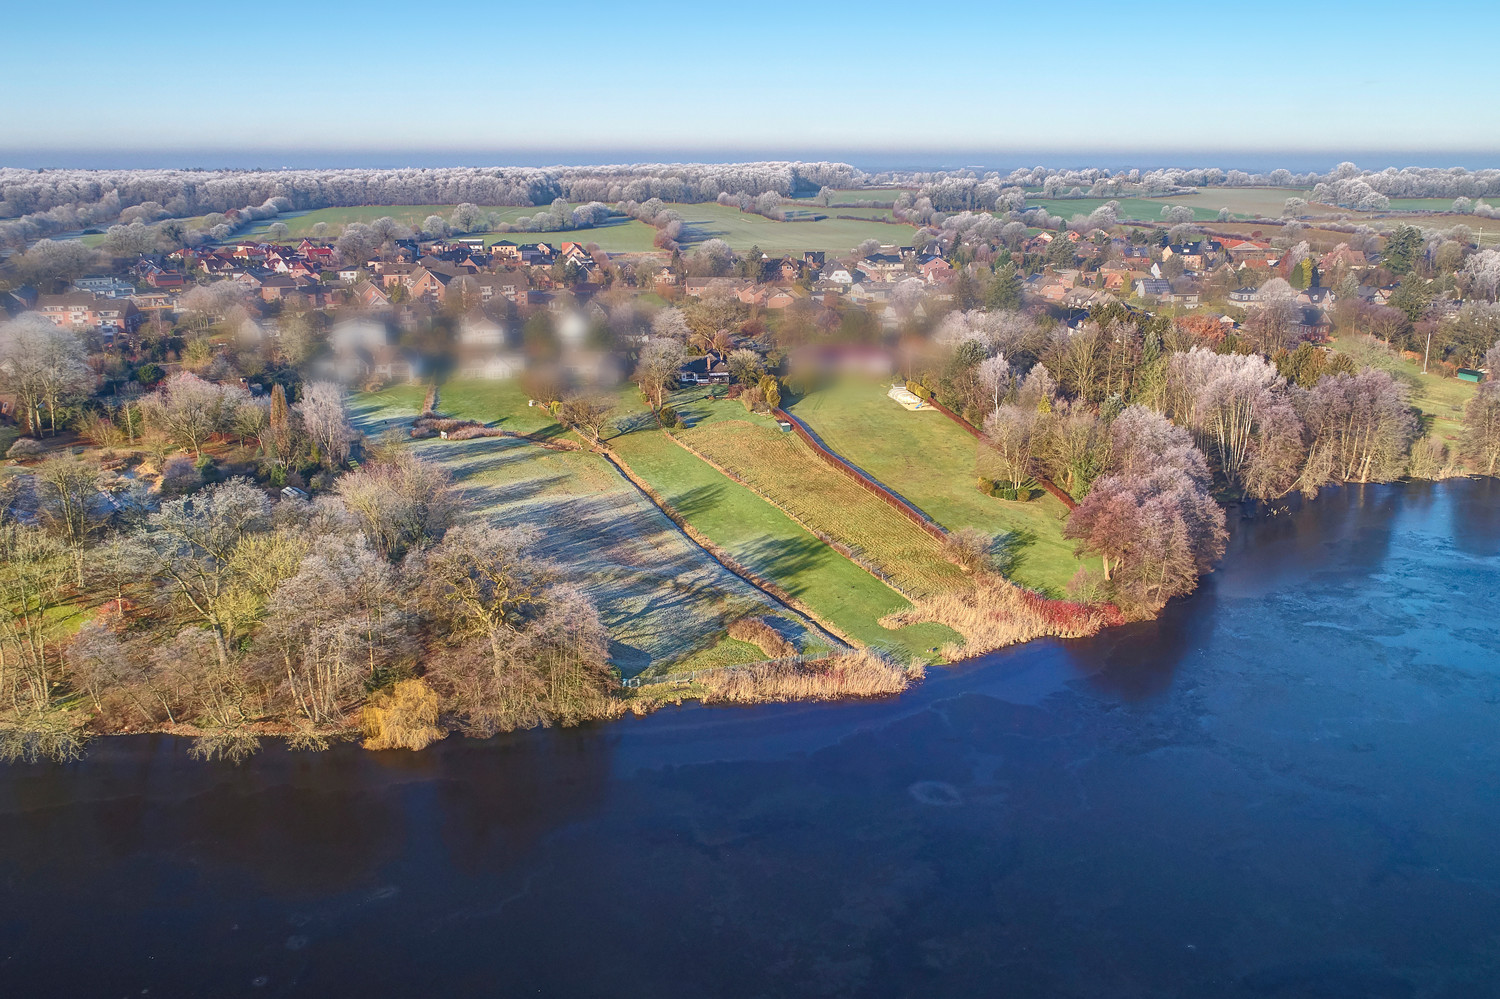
[4,0,1497,164]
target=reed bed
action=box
[695,650,921,704]
[883,577,1124,657]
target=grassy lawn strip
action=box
[609,426,959,661]
[789,379,1083,595]
[675,417,968,598]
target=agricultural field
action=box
[224,200,913,254]
[664,201,915,254]
[349,384,804,676]
[608,411,960,660]
[1027,196,1232,223]
[789,379,1083,595]
[672,414,968,598]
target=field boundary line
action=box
[662,430,928,599]
[773,406,949,538]
[597,445,854,651]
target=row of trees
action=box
[942,298,1500,612]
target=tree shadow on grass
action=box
[607,640,651,677]
[461,474,571,511]
[671,482,730,521]
[992,527,1037,580]
[735,535,844,599]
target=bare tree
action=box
[336,452,458,560]
[0,314,92,437]
[557,395,616,447]
[141,372,248,457]
[1165,348,1282,494]
[976,354,1013,414]
[1297,370,1417,489]
[981,405,1039,494]
[295,381,356,467]
[1065,467,1226,612]
[635,337,687,410]
[263,533,410,725]
[1462,381,1500,475]
[128,478,272,674]
[650,307,691,342]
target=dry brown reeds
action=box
[725,616,797,658]
[695,650,921,705]
[882,577,1124,658]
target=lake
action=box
[3,479,1499,998]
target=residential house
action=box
[765,287,802,310]
[920,258,955,285]
[1162,242,1208,270]
[73,276,136,299]
[684,277,751,298]
[820,263,854,285]
[407,266,452,303]
[258,275,304,301]
[679,356,731,385]
[1134,278,1174,299]
[857,253,906,282]
[352,279,392,311]
[144,270,185,290]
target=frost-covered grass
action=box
[352,384,787,675]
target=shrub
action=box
[159,454,202,494]
[135,363,164,386]
[726,617,797,658]
[79,416,126,448]
[6,438,44,459]
[978,476,1040,501]
[906,379,931,399]
[942,527,996,573]
[360,678,447,751]
[1065,565,1111,604]
[658,404,682,429]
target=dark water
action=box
[3,481,1500,999]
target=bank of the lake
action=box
[2,478,1498,998]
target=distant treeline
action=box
[7,160,1500,249]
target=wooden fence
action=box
[771,407,948,541]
